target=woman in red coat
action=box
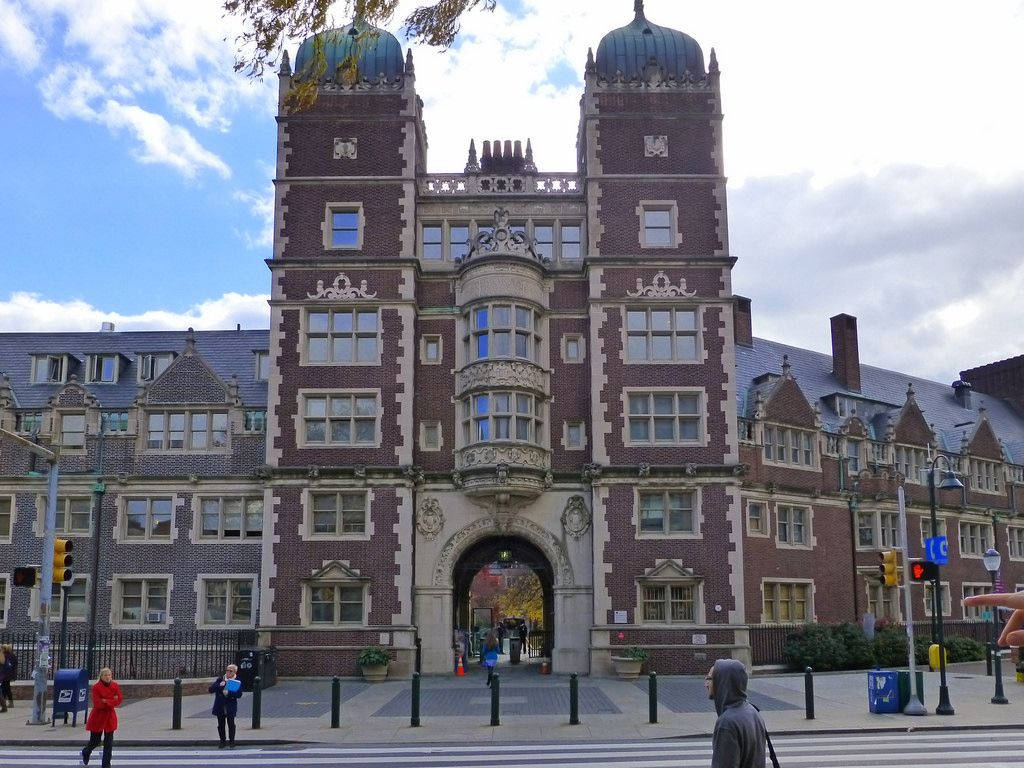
[81,668,122,767]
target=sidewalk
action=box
[2,660,1022,746]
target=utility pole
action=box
[0,427,60,725]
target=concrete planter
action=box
[360,663,389,682]
[610,657,643,679]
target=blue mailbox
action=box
[867,669,900,714]
[52,668,89,726]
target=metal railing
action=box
[527,630,551,658]
[419,174,581,196]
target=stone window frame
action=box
[621,387,707,448]
[636,579,704,625]
[254,350,271,381]
[0,575,8,628]
[845,438,863,474]
[110,574,173,629]
[969,458,1002,493]
[920,515,947,545]
[864,575,901,621]
[958,520,993,558]
[622,305,703,365]
[420,220,444,260]
[322,202,365,250]
[894,445,926,484]
[746,500,769,538]
[302,307,382,367]
[301,580,370,627]
[421,334,443,365]
[961,582,994,620]
[776,504,813,550]
[923,581,952,618]
[760,578,815,624]
[137,352,175,383]
[460,390,545,448]
[561,333,585,364]
[101,410,132,435]
[297,389,383,449]
[463,301,544,365]
[420,420,443,452]
[760,423,817,471]
[634,487,703,540]
[636,200,680,249]
[144,409,230,454]
[85,353,120,384]
[36,495,93,537]
[31,354,69,384]
[562,421,586,452]
[1008,526,1024,561]
[15,410,44,435]
[116,495,177,544]
[31,575,91,623]
[195,573,258,630]
[300,488,373,542]
[855,509,901,551]
[57,410,87,451]
[0,494,13,544]
[243,409,267,434]
[194,496,264,543]
[558,221,582,260]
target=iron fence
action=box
[527,630,551,658]
[0,629,257,680]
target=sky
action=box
[0,0,1022,384]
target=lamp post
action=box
[927,455,961,716]
[982,547,1009,704]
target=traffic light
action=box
[909,559,939,582]
[53,538,73,583]
[879,549,900,587]
[13,566,37,587]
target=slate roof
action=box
[0,330,269,409]
[738,337,1024,466]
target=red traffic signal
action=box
[909,560,939,582]
[13,567,38,587]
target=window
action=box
[777,506,808,546]
[563,334,584,363]
[124,498,173,540]
[327,206,361,248]
[971,459,1001,493]
[626,308,699,362]
[303,394,378,445]
[464,303,541,363]
[462,391,543,445]
[0,577,6,625]
[138,352,175,382]
[639,491,696,535]
[307,309,379,364]
[923,582,951,617]
[59,413,85,447]
[449,224,470,261]
[48,578,88,621]
[309,584,364,624]
[117,578,169,626]
[761,425,815,468]
[762,581,811,623]
[566,422,584,450]
[641,207,673,247]
[879,512,900,548]
[626,391,701,445]
[422,224,442,260]
[202,579,254,626]
[87,354,118,383]
[747,502,767,535]
[421,422,441,451]
[0,497,10,540]
[921,516,947,543]
[962,584,993,619]
[959,522,992,556]
[533,224,554,261]
[243,409,267,433]
[255,351,271,381]
[15,411,43,434]
[846,439,861,473]
[560,223,581,259]
[422,335,442,364]
[895,445,926,483]
[857,512,875,547]
[146,411,228,451]
[641,584,696,623]
[867,581,899,620]
[102,411,130,434]
[1009,527,1024,559]
[311,492,366,536]
[53,497,91,534]
[200,498,262,539]
[32,354,66,384]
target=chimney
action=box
[951,380,973,409]
[830,313,861,392]
[99,321,115,332]
[492,138,503,171]
[733,296,752,347]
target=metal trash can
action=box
[509,638,522,665]
[867,670,899,713]
[236,647,278,692]
[52,668,89,726]
[897,670,925,709]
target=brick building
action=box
[2,3,1023,676]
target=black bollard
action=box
[252,676,262,730]
[411,672,421,727]
[171,678,182,730]
[648,672,658,724]
[331,676,341,728]
[804,667,815,720]
[993,649,1009,705]
[569,673,579,725]
[490,673,500,726]
[986,644,993,676]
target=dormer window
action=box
[138,352,175,382]
[87,354,119,384]
[32,355,67,384]
[255,351,270,381]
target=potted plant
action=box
[610,646,649,679]
[358,646,391,681]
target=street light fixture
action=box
[927,455,962,716]
[982,546,1009,705]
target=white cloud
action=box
[0,291,270,332]
[0,0,41,69]
[233,184,275,249]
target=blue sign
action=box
[925,536,949,565]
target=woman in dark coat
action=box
[81,668,122,767]
[0,643,15,711]
[209,663,244,748]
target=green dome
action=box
[595,1,704,79]
[294,19,404,82]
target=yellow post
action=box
[929,643,947,672]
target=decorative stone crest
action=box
[462,208,547,265]
[333,137,358,160]
[627,271,696,298]
[644,135,668,157]
[561,495,591,539]
[416,498,445,541]
[458,359,546,395]
[457,444,548,470]
[307,273,377,300]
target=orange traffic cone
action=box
[456,656,466,676]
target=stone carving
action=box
[457,444,548,470]
[333,137,358,159]
[451,470,463,488]
[458,359,547,395]
[543,471,553,489]
[627,271,697,298]
[496,463,509,485]
[561,495,591,539]
[416,498,445,541]
[308,465,320,479]
[432,515,574,587]
[461,208,548,265]
[581,463,602,483]
[307,273,377,300]
[595,69,711,91]
[402,464,425,485]
[644,135,668,157]
[684,463,697,476]
[638,463,651,478]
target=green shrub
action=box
[358,646,391,667]
[944,636,985,662]
[621,646,650,662]
[914,634,932,665]
[834,623,874,669]
[783,624,849,671]
[871,626,909,667]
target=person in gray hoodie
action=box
[706,658,768,768]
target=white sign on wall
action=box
[692,634,708,645]
[613,610,628,624]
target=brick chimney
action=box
[830,313,861,392]
[733,296,752,347]
[961,354,1024,411]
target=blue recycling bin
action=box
[52,668,89,726]
[867,670,900,714]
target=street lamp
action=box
[982,547,1009,705]
[927,455,962,716]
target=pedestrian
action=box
[81,667,122,767]
[0,643,16,711]
[482,630,499,687]
[209,663,243,749]
[706,659,776,768]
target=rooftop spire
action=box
[523,138,537,173]
[634,0,644,19]
[279,49,291,76]
[464,139,480,173]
